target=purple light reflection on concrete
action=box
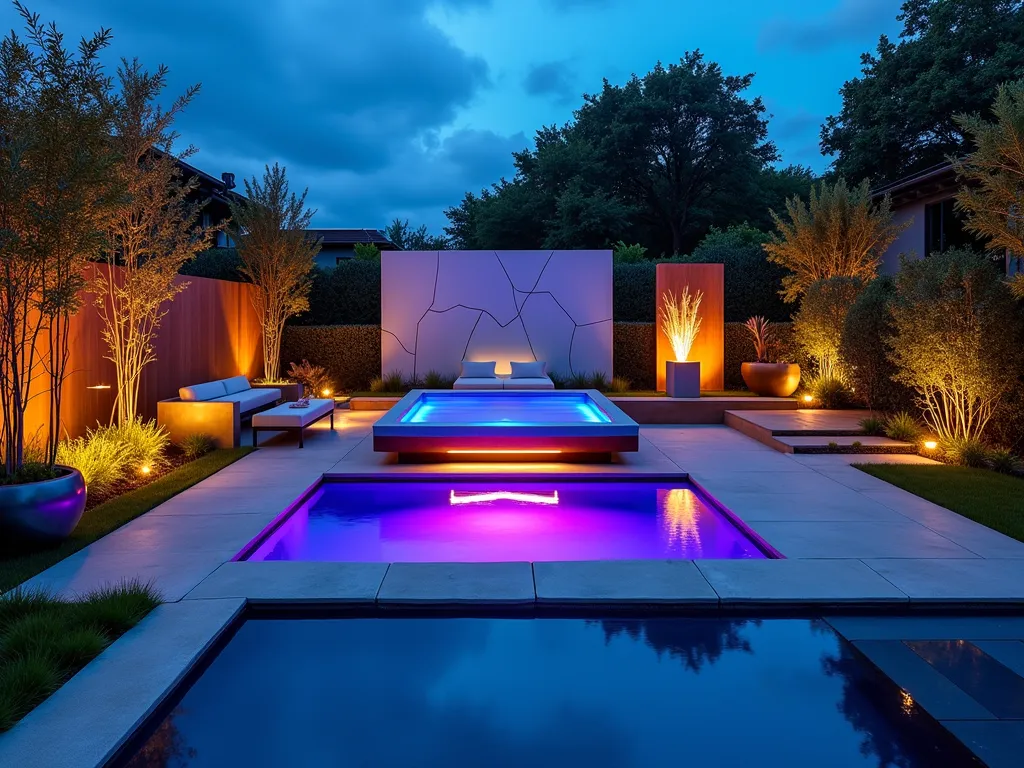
[243,481,770,562]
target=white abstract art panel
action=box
[381,250,612,378]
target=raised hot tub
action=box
[372,390,639,460]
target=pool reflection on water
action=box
[120,617,980,768]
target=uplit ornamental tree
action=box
[227,164,320,381]
[0,6,114,474]
[764,178,907,303]
[94,59,214,425]
[887,249,1023,447]
[952,79,1024,299]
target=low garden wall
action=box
[282,321,796,393]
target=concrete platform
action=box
[610,396,798,424]
[725,409,916,454]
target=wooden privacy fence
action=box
[20,266,262,442]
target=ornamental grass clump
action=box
[0,580,160,732]
[660,287,703,362]
[883,411,922,443]
[609,376,631,393]
[179,433,215,461]
[887,249,1024,446]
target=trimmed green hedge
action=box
[613,321,797,390]
[295,261,381,325]
[279,320,797,394]
[613,322,656,390]
[280,325,380,391]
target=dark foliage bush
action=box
[676,225,789,322]
[839,275,915,411]
[613,264,657,322]
[280,326,380,391]
[179,248,244,282]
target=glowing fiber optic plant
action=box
[659,287,703,362]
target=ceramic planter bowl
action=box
[0,465,87,541]
[741,362,801,398]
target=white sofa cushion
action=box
[460,360,497,378]
[454,377,505,390]
[222,375,251,395]
[502,376,554,390]
[510,361,546,378]
[180,380,227,402]
[214,387,280,412]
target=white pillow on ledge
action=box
[460,360,497,378]
[510,361,547,379]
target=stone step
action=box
[724,410,916,454]
[774,435,917,455]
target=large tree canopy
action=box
[445,52,786,255]
[821,0,1024,186]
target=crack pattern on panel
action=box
[381,250,613,379]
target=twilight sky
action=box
[1,0,902,232]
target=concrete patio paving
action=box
[17,409,1024,608]
[5,408,1024,768]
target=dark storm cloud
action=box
[523,60,577,103]
[0,0,522,228]
[758,0,899,53]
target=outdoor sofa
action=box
[157,375,282,449]
[453,361,554,391]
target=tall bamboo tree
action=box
[94,59,213,425]
[227,164,319,381]
[0,4,114,472]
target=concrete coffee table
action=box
[252,398,335,448]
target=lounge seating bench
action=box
[157,376,281,449]
[453,360,555,391]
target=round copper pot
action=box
[741,362,801,397]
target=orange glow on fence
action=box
[445,449,563,455]
[449,490,560,506]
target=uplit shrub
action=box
[179,433,215,461]
[105,419,169,473]
[368,376,385,393]
[287,359,334,397]
[859,416,885,436]
[883,411,922,443]
[943,437,991,468]
[803,374,851,409]
[840,275,914,411]
[887,249,1024,445]
[56,431,129,495]
[792,276,864,382]
[55,419,168,494]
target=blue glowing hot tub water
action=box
[239,479,778,562]
[401,392,611,425]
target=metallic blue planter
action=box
[0,465,87,541]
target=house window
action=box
[216,231,233,248]
[923,198,973,256]
[202,212,212,229]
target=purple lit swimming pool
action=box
[238,478,779,562]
